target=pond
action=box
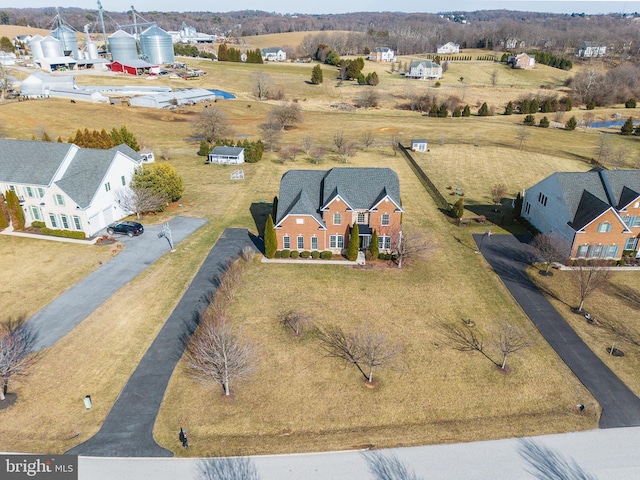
[208,89,236,99]
[589,119,639,128]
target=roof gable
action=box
[0,139,76,186]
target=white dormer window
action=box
[296,218,304,224]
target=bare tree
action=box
[582,112,595,130]
[114,185,168,219]
[516,125,531,150]
[333,130,346,152]
[317,324,401,384]
[259,121,282,152]
[302,135,314,155]
[252,72,272,101]
[276,146,296,164]
[362,451,424,480]
[572,66,604,105]
[490,183,508,207]
[570,260,614,313]
[492,321,532,369]
[160,149,171,161]
[355,89,379,108]
[389,134,401,156]
[530,233,571,274]
[185,319,254,397]
[361,130,375,149]
[393,229,435,269]
[278,310,313,336]
[0,315,39,401]
[594,134,613,165]
[310,145,327,164]
[338,142,358,163]
[490,69,499,87]
[268,102,303,130]
[599,318,640,355]
[191,106,234,143]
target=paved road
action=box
[75,426,640,480]
[27,216,208,351]
[68,228,259,457]
[475,233,640,429]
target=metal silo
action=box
[86,42,99,60]
[29,35,44,60]
[40,36,64,58]
[109,30,138,62]
[139,26,174,64]
[51,25,79,59]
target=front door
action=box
[359,235,371,249]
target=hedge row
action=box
[40,227,86,240]
[275,250,332,259]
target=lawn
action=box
[0,43,633,454]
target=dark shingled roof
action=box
[0,139,76,185]
[275,168,403,227]
[210,146,244,156]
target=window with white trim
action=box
[576,245,589,258]
[624,238,638,250]
[29,206,41,221]
[296,218,304,224]
[622,216,639,227]
[605,245,619,258]
[330,235,344,249]
[48,213,59,229]
[597,222,611,233]
[54,194,65,206]
[37,187,45,198]
[357,212,366,223]
[590,245,604,257]
[333,213,342,225]
[378,235,391,250]
[311,236,318,250]
[105,182,111,192]
[60,214,70,229]
[121,175,126,186]
[381,213,390,226]
[283,235,290,249]
[25,186,34,197]
[297,236,304,250]
[73,215,82,230]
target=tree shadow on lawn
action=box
[249,202,273,239]
[608,283,640,311]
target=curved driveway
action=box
[68,228,258,457]
[475,233,640,428]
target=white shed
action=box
[411,139,428,152]
[207,146,245,165]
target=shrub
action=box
[274,250,282,258]
[625,98,636,108]
[524,114,536,126]
[477,102,490,116]
[462,105,471,117]
[281,249,291,258]
[300,251,311,258]
[40,228,86,240]
[311,250,320,259]
[31,221,46,228]
[434,81,441,87]
[320,251,333,259]
[5,190,25,230]
[586,101,596,110]
[539,116,550,128]
[565,116,577,131]
[290,250,300,259]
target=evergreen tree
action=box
[198,140,211,156]
[462,105,471,117]
[504,101,513,115]
[346,223,359,261]
[110,126,139,151]
[478,102,490,116]
[524,114,536,126]
[218,43,228,61]
[264,214,277,259]
[530,99,539,113]
[452,198,464,219]
[41,131,52,142]
[311,64,323,84]
[367,71,379,86]
[5,190,25,230]
[519,99,531,114]
[369,230,379,260]
[565,116,577,131]
[561,96,572,111]
[625,98,636,108]
[621,117,634,135]
[428,104,438,117]
[452,107,462,117]
[539,116,550,128]
[0,195,8,230]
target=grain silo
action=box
[29,35,44,60]
[109,30,138,62]
[40,36,64,59]
[86,42,100,60]
[51,25,79,59]
[139,26,174,64]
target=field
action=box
[0,30,638,454]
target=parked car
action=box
[106,221,144,237]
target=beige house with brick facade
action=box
[274,168,403,254]
[522,169,640,260]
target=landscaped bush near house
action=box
[311,251,320,259]
[274,250,282,258]
[280,249,291,258]
[300,251,311,258]
[31,221,46,228]
[40,228,86,240]
[320,251,333,259]
[290,250,300,258]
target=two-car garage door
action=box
[87,206,115,236]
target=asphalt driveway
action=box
[475,233,640,428]
[27,216,207,351]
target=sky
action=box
[11,0,640,15]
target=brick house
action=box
[274,168,403,254]
[508,53,535,69]
[522,169,640,260]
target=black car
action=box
[106,221,144,237]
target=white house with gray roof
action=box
[405,60,442,79]
[0,139,142,238]
[522,168,640,259]
[206,146,245,165]
[261,47,286,62]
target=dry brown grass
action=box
[529,268,640,396]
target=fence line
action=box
[399,144,451,211]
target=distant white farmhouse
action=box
[261,47,286,62]
[207,146,245,165]
[368,47,395,62]
[436,42,460,54]
[405,60,443,79]
[577,42,606,58]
